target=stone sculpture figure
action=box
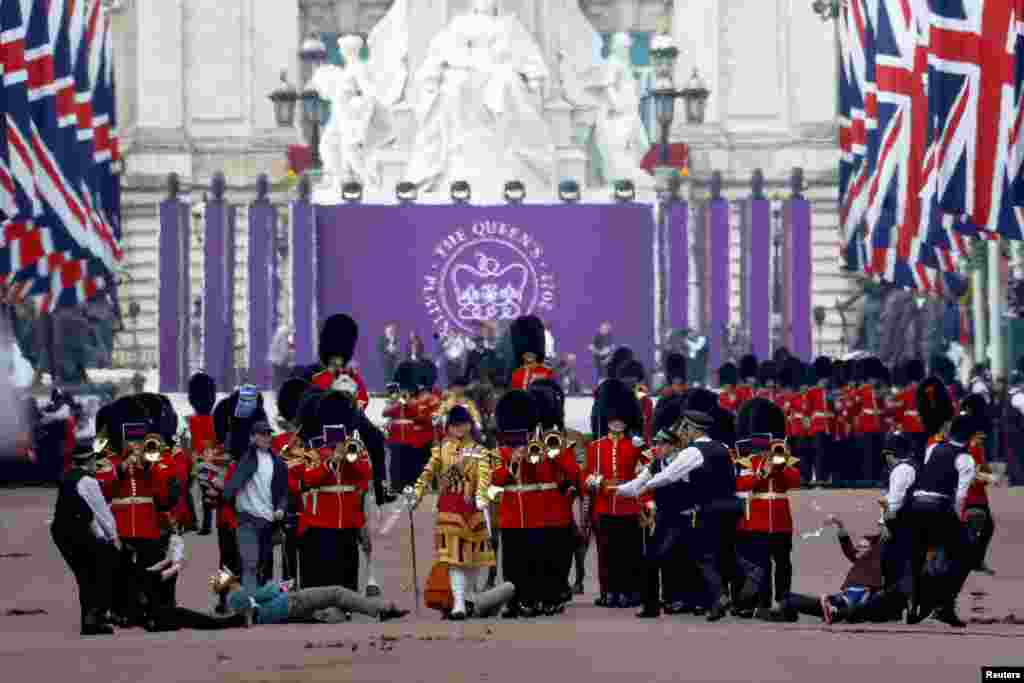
[405,0,555,197]
[310,35,399,197]
[559,31,649,186]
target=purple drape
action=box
[704,200,730,377]
[743,199,771,359]
[783,199,813,360]
[290,199,316,366]
[669,201,689,334]
[203,201,236,389]
[158,198,190,392]
[248,200,278,388]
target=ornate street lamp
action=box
[613,179,636,203]
[450,180,471,205]
[679,68,710,125]
[504,180,526,204]
[811,0,842,21]
[342,181,363,204]
[299,34,327,170]
[558,179,581,204]
[396,181,418,204]
[650,33,681,165]
[268,70,298,128]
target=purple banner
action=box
[248,200,278,388]
[743,199,771,359]
[783,199,813,361]
[203,201,236,390]
[316,204,656,390]
[290,199,317,366]
[704,200,730,379]
[158,198,190,392]
[668,202,689,335]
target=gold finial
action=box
[656,14,672,35]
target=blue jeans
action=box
[237,512,274,591]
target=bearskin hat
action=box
[802,362,816,388]
[718,362,738,387]
[665,353,688,384]
[961,393,991,434]
[416,360,438,392]
[188,373,217,416]
[832,359,847,387]
[929,353,956,385]
[510,315,546,364]
[616,359,646,384]
[608,347,635,378]
[882,432,914,462]
[593,378,643,436]
[447,405,473,427]
[296,387,326,441]
[652,394,688,436]
[736,397,787,441]
[135,393,179,444]
[813,356,833,383]
[318,314,359,367]
[393,361,419,393]
[905,358,925,384]
[773,347,792,365]
[495,390,540,435]
[758,360,778,385]
[317,390,358,431]
[711,405,737,447]
[777,362,795,390]
[290,364,321,382]
[213,396,233,445]
[949,414,977,444]
[891,362,908,389]
[917,377,954,436]
[277,378,311,425]
[529,378,565,430]
[103,396,154,454]
[685,387,719,416]
[739,354,759,382]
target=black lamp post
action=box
[811,0,841,20]
[299,34,327,171]
[268,70,298,127]
[650,35,681,165]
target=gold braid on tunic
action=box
[433,394,484,430]
[412,436,496,568]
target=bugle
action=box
[142,436,164,463]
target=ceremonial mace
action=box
[408,504,420,616]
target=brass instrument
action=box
[386,384,410,406]
[759,440,796,477]
[281,441,316,468]
[143,436,164,463]
[634,383,649,401]
[92,435,109,455]
[543,430,575,459]
[341,431,364,463]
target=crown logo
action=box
[450,251,529,322]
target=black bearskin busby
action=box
[416,360,438,392]
[736,397,787,441]
[882,432,914,462]
[277,378,311,427]
[961,393,991,434]
[777,362,795,390]
[813,356,833,384]
[917,377,954,437]
[592,378,643,437]
[665,353,688,385]
[929,353,956,386]
[652,394,688,437]
[319,314,359,368]
[529,378,565,430]
[317,390,359,432]
[711,405,737,447]
[739,354,759,383]
[608,347,635,379]
[510,315,546,365]
[495,390,540,444]
[905,358,926,384]
[718,362,738,387]
[296,386,326,442]
[949,414,976,445]
[891,362,908,389]
[773,347,792,365]
[832,359,847,387]
[103,396,155,454]
[188,372,216,416]
[135,393,179,445]
[758,360,778,386]
[393,361,419,393]
[685,387,719,416]
[616,359,646,385]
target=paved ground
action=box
[3,485,1024,683]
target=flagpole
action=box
[972,241,988,371]
[989,239,1006,381]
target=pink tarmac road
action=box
[2,486,1024,682]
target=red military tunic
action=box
[101,454,176,540]
[893,384,925,434]
[510,363,556,391]
[302,450,372,530]
[273,432,307,533]
[786,391,808,439]
[963,436,990,512]
[492,447,573,528]
[311,367,370,411]
[189,415,217,454]
[218,458,239,531]
[834,388,855,441]
[734,384,755,408]
[756,387,777,403]
[719,388,739,413]
[584,434,646,518]
[735,453,801,534]
[169,447,194,528]
[853,384,884,434]
[383,399,436,449]
[549,448,583,528]
[804,386,832,437]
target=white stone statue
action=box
[559,32,650,187]
[405,0,556,197]
[309,34,398,196]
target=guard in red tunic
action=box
[188,373,218,534]
[584,379,647,609]
[659,353,688,398]
[618,360,653,446]
[735,354,759,407]
[509,315,556,390]
[892,359,927,456]
[853,357,888,484]
[961,394,997,574]
[733,398,801,620]
[311,313,370,411]
[718,362,740,413]
[275,378,311,585]
[384,361,437,493]
[301,393,374,596]
[806,357,834,484]
[527,379,584,609]
[780,360,811,484]
[755,360,778,403]
[210,397,241,579]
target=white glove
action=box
[273,509,285,522]
[631,436,644,448]
[475,497,488,511]
[402,486,418,508]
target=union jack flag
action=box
[839,0,1024,295]
[0,0,121,313]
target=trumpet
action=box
[759,440,791,477]
[92,435,109,455]
[341,433,364,463]
[634,383,649,401]
[543,430,568,459]
[143,436,164,463]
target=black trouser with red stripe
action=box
[738,532,793,608]
[301,527,360,593]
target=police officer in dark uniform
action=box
[51,446,120,635]
[615,397,736,621]
[904,379,976,627]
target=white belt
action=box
[319,485,357,493]
[905,410,920,416]
[390,419,414,425]
[863,409,880,415]
[504,483,558,493]
[913,490,950,499]
[735,491,788,500]
[111,496,154,505]
[813,412,832,418]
